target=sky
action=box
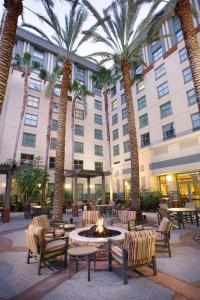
[0,0,165,60]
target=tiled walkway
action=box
[0,213,199,300]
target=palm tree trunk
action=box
[121,59,139,209]
[0,1,23,115]
[104,86,112,168]
[45,88,54,168]
[175,0,200,113]
[13,70,29,162]
[71,98,76,171]
[53,59,72,222]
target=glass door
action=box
[124,179,131,202]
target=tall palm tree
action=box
[23,0,88,221]
[0,0,54,116]
[83,0,163,208]
[70,80,89,172]
[39,65,62,170]
[12,52,40,162]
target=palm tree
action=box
[83,0,163,208]
[23,0,89,221]
[70,80,89,172]
[0,0,54,116]
[39,65,62,170]
[12,52,40,162]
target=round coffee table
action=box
[68,246,98,281]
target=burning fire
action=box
[95,218,104,234]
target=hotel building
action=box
[0,1,200,207]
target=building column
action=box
[3,172,12,223]
[102,174,106,204]
[73,175,78,205]
[87,177,91,201]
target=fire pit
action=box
[69,218,128,246]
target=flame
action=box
[96,218,104,234]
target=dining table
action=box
[167,207,199,229]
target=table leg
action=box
[68,255,71,279]
[195,211,199,227]
[177,212,181,229]
[180,212,185,228]
[76,257,78,271]
[88,256,90,281]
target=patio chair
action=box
[32,215,65,239]
[111,210,136,231]
[108,230,157,284]
[183,203,195,224]
[82,210,100,227]
[25,224,68,275]
[155,217,173,257]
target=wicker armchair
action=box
[25,224,68,275]
[32,215,65,238]
[108,230,157,284]
[111,210,136,231]
[155,217,173,257]
[82,211,100,227]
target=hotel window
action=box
[53,102,60,113]
[29,78,41,91]
[137,95,146,110]
[111,86,116,97]
[122,107,128,119]
[176,30,183,43]
[187,89,197,106]
[75,109,84,120]
[157,81,169,98]
[112,99,118,111]
[74,160,83,170]
[24,113,38,127]
[179,48,188,62]
[136,65,143,74]
[136,80,144,93]
[95,129,103,140]
[27,95,39,108]
[183,67,192,83]
[95,162,103,171]
[74,141,84,153]
[163,122,175,140]
[121,93,126,105]
[94,99,102,111]
[75,124,84,136]
[112,113,118,125]
[75,66,86,84]
[94,114,102,125]
[120,79,124,90]
[141,132,150,147]
[155,63,166,80]
[50,137,57,150]
[153,47,163,62]
[93,84,102,96]
[124,140,130,153]
[33,48,44,65]
[22,132,36,147]
[113,128,119,140]
[123,123,129,135]
[51,119,58,131]
[20,153,34,165]
[139,113,148,128]
[113,144,120,156]
[191,113,200,131]
[160,101,172,118]
[49,157,55,169]
[95,145,103,156]
[54,86,61,97]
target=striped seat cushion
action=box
[83,211,99,224]
[111,246,124,264]
[46,240,66,252]
[119,210,136,224]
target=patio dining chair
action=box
[111,210,136,231]
[32,215,65,239]
[155,217,173,257]
[25,224,68,275]
[82,210,100,227]
[108,230,157,284]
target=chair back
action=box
[32,215,50,228]
[185,202,195,209]
[159,203,168,210]
[158,217,173,234]
[82,210,99,224]
[124,230,156,266]
[119,210,136,224]
[25,224,45,255]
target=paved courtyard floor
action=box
[0,213,200,300]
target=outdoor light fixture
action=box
[166,175,172,182]
[65,183,71,189]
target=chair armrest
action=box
[41,236,68,246]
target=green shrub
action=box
[140,190,161,211]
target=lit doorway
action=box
[124,179,131,202]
